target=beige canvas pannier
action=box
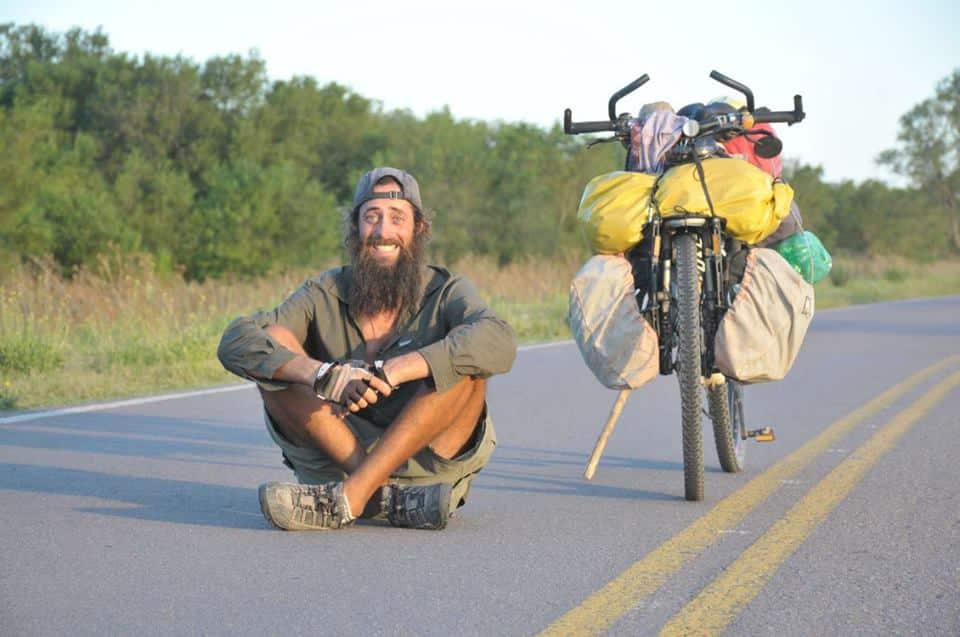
[715,248,815,383]
[568,255,659,390]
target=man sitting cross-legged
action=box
[217,167,517,530]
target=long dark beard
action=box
[348,234,425,319]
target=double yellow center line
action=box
[539,355,960,636]
[662,368,960,635]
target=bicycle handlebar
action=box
[562,109,619,134]
[709,70,755,113]
[752,95,806,125]
[608,74,650,120]
[563,71,805,136]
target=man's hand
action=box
[341,376,392,412]
[317,360,393,412]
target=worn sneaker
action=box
[258,481,355,530]
[385,482,453,530]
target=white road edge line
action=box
[0,384,254,425]
[0,340,577,425]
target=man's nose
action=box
[374,216,390,232]
[370,222,396,241]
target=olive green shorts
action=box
[263,406,496,512]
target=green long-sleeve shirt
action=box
[217,264,517,428]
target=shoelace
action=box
[292,488,335,526]
[290,485,358,528]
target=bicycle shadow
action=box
[474,469,682,502]
[493,444,702,472]
[480,445,723,502]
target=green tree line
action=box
[1,23,957,280]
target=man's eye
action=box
[392,215,406,225]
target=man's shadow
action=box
[0,411,279,529]
[0,412,274,466]
[0,462,270,529]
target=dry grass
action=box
[0,253,582,410]
[2,252,959,411]
[0,254,308,410]
[449,254,582,343]
[814,255,960,309]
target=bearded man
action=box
[217,167,517,531]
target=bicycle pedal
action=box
[747,427,776,442]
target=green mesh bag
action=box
[776,231,832,284]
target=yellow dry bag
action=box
[655,158,794,245]
[577,171,657,254]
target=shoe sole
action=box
[258,483,286,530]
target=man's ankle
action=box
[359,486,390,519]
[342,482,371,519]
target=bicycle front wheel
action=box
[674,234,704,501]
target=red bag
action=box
[721,123,783,179]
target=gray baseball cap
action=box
[352,167,423,213]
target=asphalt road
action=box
[1,296,958,636]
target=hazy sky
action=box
[5,0,959,184]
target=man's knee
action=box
[259,385,342,441]
[448,376,486,398]
[437,377,487,418]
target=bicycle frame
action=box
[638,213,732,379]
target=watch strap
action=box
[313,362,335,398]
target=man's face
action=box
[357,182,417,267]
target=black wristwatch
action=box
[313,362,336,398]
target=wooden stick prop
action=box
[583,389,631,480]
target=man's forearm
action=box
[382,352,430,386]
[263,354,323,386]
[243,324,324,387]
[250,347,429,391]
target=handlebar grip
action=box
[564,108,618,134]
[751,111,795,123]
[752,95,805,125]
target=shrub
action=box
[0,333,64,374]
[883,267,908,283]
[830,263,850,287]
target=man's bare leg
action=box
[262,324,487,514]
[342,377,486,512]
[260,326,367,473]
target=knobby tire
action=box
[675,235,705,501]
[709,381,746,473]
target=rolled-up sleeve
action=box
[217,282,317,387]
[417,276,517,393]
